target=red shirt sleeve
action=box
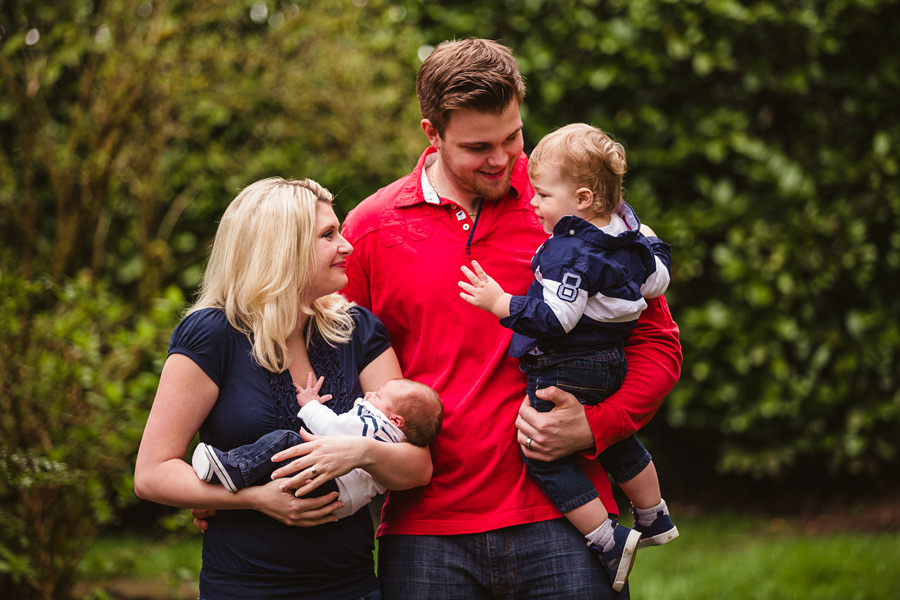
[582,295,682,459]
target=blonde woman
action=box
[135,177,431,600]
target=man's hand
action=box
[295,373,333,408]
[458,260,512,318]
[191,507,217,532]
[516,386,595,461]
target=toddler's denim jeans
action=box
[520,344,652,513]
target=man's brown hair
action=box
[416,38,525,137]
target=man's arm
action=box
[582,295,682,458]
[517,296,681,460]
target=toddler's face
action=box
[529,166,583,234]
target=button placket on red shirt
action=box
[454,207,471,232]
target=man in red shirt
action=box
[341,38,682,599]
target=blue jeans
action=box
[218,430,338,497]
[200,592,380,600]
[520,345,651,513]
[378,519,628,599]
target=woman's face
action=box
[304,202,353,304]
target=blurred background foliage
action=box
[1,0,898,597]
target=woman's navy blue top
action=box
[168,306,391,600]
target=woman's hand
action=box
[245,478,342,526]
[516,386,595,461]
[188,476,343,530]
[270,430,367,497]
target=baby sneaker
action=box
[589,520,641,592]
[632,505,679,549]
[192,442,239,493]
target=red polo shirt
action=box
[341,147,682,536]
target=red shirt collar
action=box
[393,146,531,209]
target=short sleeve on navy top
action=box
[167,306,389,398]
[349,305,392,371]
[167,308,239,387]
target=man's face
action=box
[432,102,524,202]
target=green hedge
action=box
[1,0,899,594]
[0,2,428,595]
[405,0,900,478]
[0,273,181,598]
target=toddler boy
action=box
[459,123,677,591]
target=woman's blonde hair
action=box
[188,177,354,373]
[528,123,627,216]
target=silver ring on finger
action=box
[526,437,533,450]
[310,466,318,478]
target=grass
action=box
[78,533,202,598]
[80,512,900,599]
[627,512,900,599]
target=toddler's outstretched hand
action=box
[296,373,333,408]
[459,260,512,318]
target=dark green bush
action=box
[406,0,900,477]
[0,0,425,305]
[0,273,181,599]
[1,0,898,595]
[0,1,426,594]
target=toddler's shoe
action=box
[192,443,239,493]
[632,506,679,549]
[589,521,641,592]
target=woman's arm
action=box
[270,347,433,495]
[135,354,235,507]
[135,354,341,526]
[348,347,433,488]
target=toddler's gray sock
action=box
[633,499,668,527]
[584,517,616,552]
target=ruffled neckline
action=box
[265,329,350,431]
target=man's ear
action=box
[575,187,594,210]
[421,119,442,149]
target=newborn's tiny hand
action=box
[295,373,333,407]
